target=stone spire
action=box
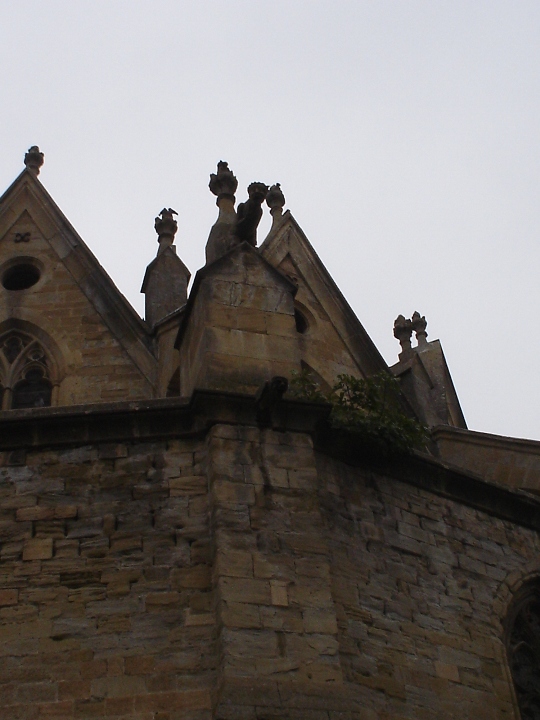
[142,207,190,327]
[24,146,44,176]
[154,208,178,255]
[266,183,285,227]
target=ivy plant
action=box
[289,369,427,455]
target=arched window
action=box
[0,331,54,409]
[506,582,540,719]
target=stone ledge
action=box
[316,425,540,532]
[0,390,330,451]
[1,392,539,532]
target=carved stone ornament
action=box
[507,588,540,719]
[393,315,413,357]
[235,182,269,247]
[24,146,44,175]
[14,232,31,243]
[154,208,178,242]
[209,161,238,204]
[411,311,428,348]
[266,183,285,218]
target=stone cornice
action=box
[316,426,540,532]
[432,424,540,455]
[0,392,330,451]
[1,394,539,531]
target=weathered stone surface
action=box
[0,162,539,720]
[0,422,537,717]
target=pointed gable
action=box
[259,211,388,387]
[0,168,156,406]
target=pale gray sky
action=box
[1,1,538,439]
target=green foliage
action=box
[288,368,327,403]
[289,369,427,455]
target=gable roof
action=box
[0,168,157,387]
[259,211,388,378]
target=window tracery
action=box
[0,331,53,409]
[507,583,540,719]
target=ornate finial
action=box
[209,161,238,205]
[154,208,178,254]
[411,311,428,348]
[24,146,44,176]
[266,183,285,219]
[393,314,413,360]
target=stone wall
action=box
[317,453,540,719]
[0,412,538,719]
[0,437,215,719]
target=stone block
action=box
[270,580,289,607]
[169,476,207,496]
[213,480,255,506]
[23,538,53,561]
[145,592,181,607]
[303,608,338,634]
[172,565,211,589]
[91,674,146,698]
[219,577,271,605]
[221,602,261,629]
[434,661,460,682]
[16,506,55,522]
[217,549,253,578]
[0,589,18,606]
[184,609,214,626]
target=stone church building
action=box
[0,147,539,719]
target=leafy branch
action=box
[289,369,427,455]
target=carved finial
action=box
[24,146,44,176]
[205,162,239,264]
[411,311,428,348]
[209,161,238,205]
[266,183,285,221]
[154,208,178,254]
[394,314,413,360]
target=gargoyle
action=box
[235,182,269,247]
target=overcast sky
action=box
[1,1,538,440]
